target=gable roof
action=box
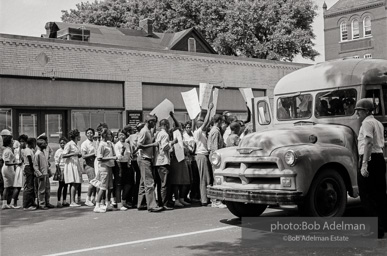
[324,0,385,17]
[43,22,216,54]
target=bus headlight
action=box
[284,150,297,166]
[210,152,221,167]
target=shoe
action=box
[163,206,174,210]
[191,198,201,203]
[62,202,70,207]
[179,199,191,206]
[200,203,208,207]
[94,206,106,213]
[122,203,132,209]
[11,205,21,209]
[85,200,94,207]
[120,206,128,211]
[39,206,49,210]
[217,202,227,209]
[106,205,114,211]
[111,201,117,206]
[23,206,37,211]
[100,204,107,210]
[69,203,81,207]
[46,203,55,209]
[1,204,11,209]
[137,205,147,211]
[211,202,218,208]
[174,200,184,208]
[57,202,63,208]
[149,206,164,212]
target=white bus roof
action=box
[274,58,387,95]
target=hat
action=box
[354,99,374,111]
[146,114,157,122]
[0,129,11,136]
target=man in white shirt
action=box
[193,103,213,206]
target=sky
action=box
[0,0,339,64]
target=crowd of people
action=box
[0,106,251,213]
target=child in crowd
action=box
[92,128,117,213]
[114,129,132,210]
[23,138,37,210]
[34,139,53,210]
[55,137,70,207]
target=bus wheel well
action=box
[314,163,353,197]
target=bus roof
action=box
[274,58,387,95]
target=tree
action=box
[61,0,318,61]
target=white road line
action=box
[43,225,239,256]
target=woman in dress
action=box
[1,135,22,209]
[54,137,69,207]
[62,129,83,207]
[169,115,191,207]
[12,135,28,208]
[92,128,117,213]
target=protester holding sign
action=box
[193,103,214,206]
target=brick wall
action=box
[0,34,307,112]
[324,3,387,60]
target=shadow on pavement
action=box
[0,184,91,229]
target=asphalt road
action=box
[1,184,386,256]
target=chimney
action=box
[139,18,153,36]
[45,22,59,38]
[323,2,327,13]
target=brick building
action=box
[0,20,306,148]
[324,0,387,60]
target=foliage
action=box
[61,0,319,61]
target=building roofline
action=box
[324,1,385,18]
[0,33,308,68]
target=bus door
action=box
[252,97,273,132]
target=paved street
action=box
[1,183,386,256]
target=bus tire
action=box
[225,201,267,218]
[299,169,347,217]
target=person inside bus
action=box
[298,94,312,118]
[329,98,344,115]
[277,99,290,119]
[343,98,355,115]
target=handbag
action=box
[53,165,60,181]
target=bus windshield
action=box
[277,94,313,120]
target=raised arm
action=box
[201,103,214,131]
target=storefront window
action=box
[72,110,122,142]
[0,109,12,131]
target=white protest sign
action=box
[199,83,213,110]
[173,130,185,162]
[181,88,201,119]
[150,99,174,120]
[239,88,254,111]
[210,88,219,119]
